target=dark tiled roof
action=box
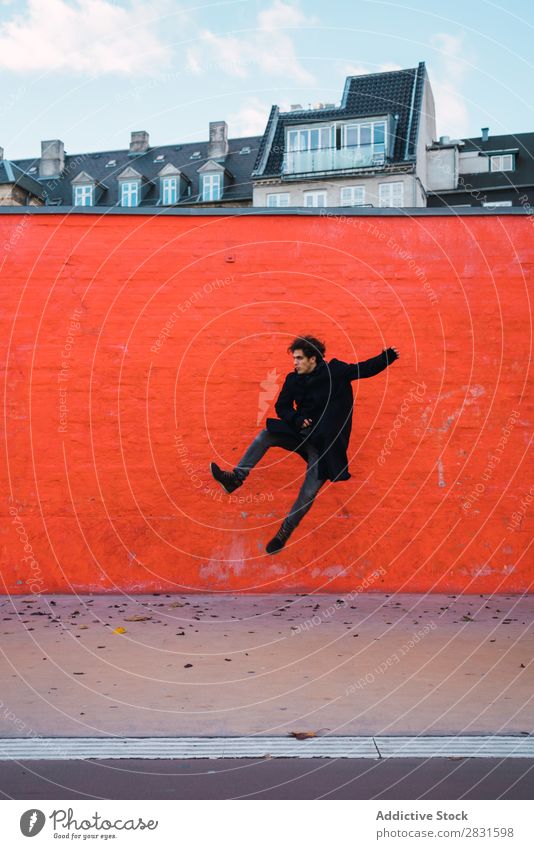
[11,135,261,206]
[461,131,534,154]
[253,62,426,177]
[0,160,46,199]
[427,131,534,204]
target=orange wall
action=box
[1,211,532,594]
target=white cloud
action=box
[429,33,471,137]
[228,97,272,136]
[0,0,173,75]
[186,0,315,84]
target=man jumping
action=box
[210,335,400,554]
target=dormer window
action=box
[120,180,140,206]
[190,151,201,160]
[161,176,178,205]
[201,173,221,201]
[239,146,251,154]
[154,154,165,162]
[72,170,98,206]
[284,118,389,174]
[105,159,116,168]
[73,184,93,206]
[490,154,514,172]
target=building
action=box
[251,61,436,208]
[0,149,46,206]
[426,129,534,208]
[5,123,260,208]
[3,62,533,210]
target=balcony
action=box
[283,145,385,176]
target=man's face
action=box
[292,348,317,374]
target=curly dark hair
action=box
[287,335,326,362]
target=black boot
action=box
[265,522,293,554]
[210,462,243,494]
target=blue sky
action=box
[1,0,533,159]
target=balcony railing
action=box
[283,145,385,175]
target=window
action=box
[378,181,404,208]
[161,176,178,205]
[154,154,165,163]
[239,146,251,154]
[202,173,221,201]
[482,200,512,208]
[344,120,386,160]
[105,159,116,168]
[190,151,201,160]
[267,192,290,207]
[73,184,93,206]
[288,126,332,153]
[120,180,140,207]
[303,190,327,207]
[490,155,514,172]
[340,186,365,206]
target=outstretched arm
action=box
[338,346,400,381]
[274,375,304,429]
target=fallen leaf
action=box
[113,627,126,634]
[290,731,317,740]
[78,624,88,629]
[184,663,193,668]
[124,615,152,622]
[169,602,184,608]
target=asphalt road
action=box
[1,758,533,799]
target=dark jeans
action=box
[233,428,326,532]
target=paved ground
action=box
[1,758,533,800]
[1,592,532,738]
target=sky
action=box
[1,0,533,159]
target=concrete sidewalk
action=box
[0,593,532,738]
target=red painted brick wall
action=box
[1,211,532,594]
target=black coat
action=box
[266,349,398,482]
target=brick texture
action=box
[1,212,532,594]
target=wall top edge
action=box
[0,206,531,217]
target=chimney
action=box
[0,146,3,160]
[39,139,65,178]
[207,121,228,160]
[481,127,489,142]
[129,130,149,154]
[439,135,450,145]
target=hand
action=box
[384,346,400,360]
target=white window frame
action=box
[287,126,333,152]
[303,190,327,208]
[73,184,93,207]
[266,192,290,207]
[378,181,404,208]
[343,120,387,156]
[120,180,140,207]
[161,176,178,205]
[201,173,222,201]
[482,200,512,208]
[490,154,514,172]
[340,186,365,207]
